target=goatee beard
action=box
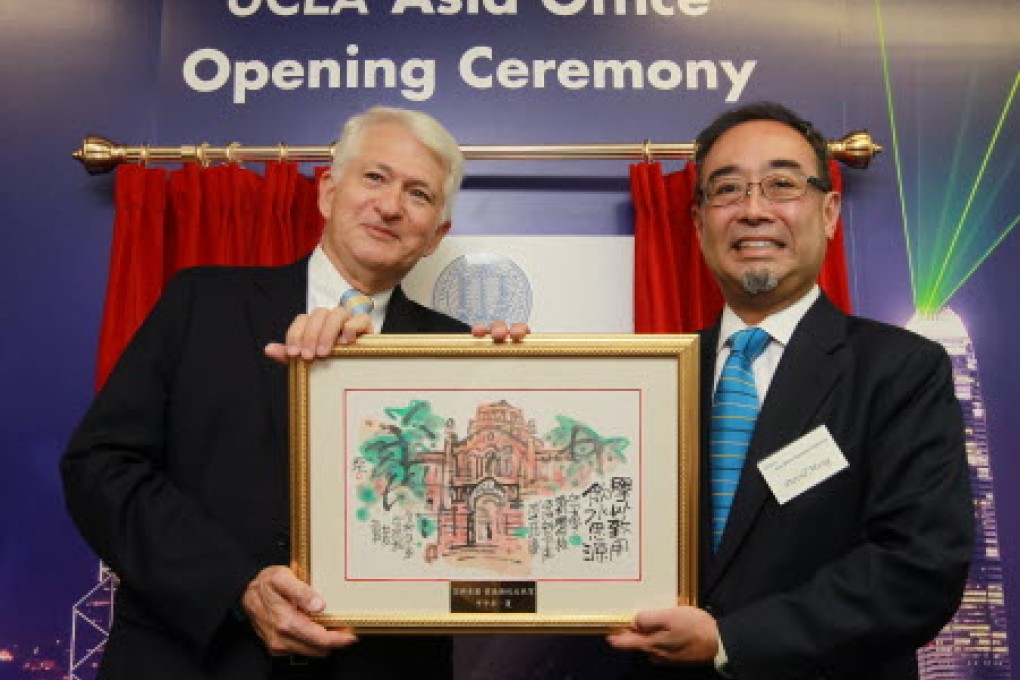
[742,270,779,295]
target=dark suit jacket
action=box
[635,294,972,680]
[61,258,469,680]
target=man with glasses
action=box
[609,102,972,678]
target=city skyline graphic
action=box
[878,0,1017,669]
[67,563,115,680]
[910,309,1012,678]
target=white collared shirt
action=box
[306,245,393,333]
[713,286,821,405]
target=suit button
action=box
[275,532,290,551]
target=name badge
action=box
[757,425,848,504]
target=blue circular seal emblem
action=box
[432,253,532,325]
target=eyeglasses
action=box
[702,171,828,207]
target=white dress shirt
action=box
[713,285,821,404]
[306,245,392,333]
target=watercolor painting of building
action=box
[350,396,637,579]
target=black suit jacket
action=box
[635,294,972,680]
[61,258,469,680]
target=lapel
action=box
[381,285,428,333]
[245,257,308,453]
[698,325,720,595]
[702,295,848,595]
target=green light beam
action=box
[935,149,1020,303]
[915,101,927,295]
[924,70,1020,311]
[928,76,978,298]
[936,79,975,237]
[874,0,917,305]
[935,214,1020,311]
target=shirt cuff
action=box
[714,632,734,678]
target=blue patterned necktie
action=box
[340,288,374,316]
[709,327,771,551]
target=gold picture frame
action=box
[290,334,699,633]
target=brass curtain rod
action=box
[73,131,881,175]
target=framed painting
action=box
[289,334,699,633]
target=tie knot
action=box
[340,289,374,316]
[728,327,770,363]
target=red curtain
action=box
[818,160,852,314]
[632,161,852,333]
[95,162,324,390]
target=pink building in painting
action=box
[419,401,572,569]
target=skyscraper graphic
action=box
[68,562,116,680]
[908,308,1012,679]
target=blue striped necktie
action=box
[340,288,374,316]
[709,327,771,551]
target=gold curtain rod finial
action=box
[828,130,882,170]
[73,135,124,175]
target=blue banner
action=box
[0,0,1016,677]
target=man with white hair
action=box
[62,107,475,679]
